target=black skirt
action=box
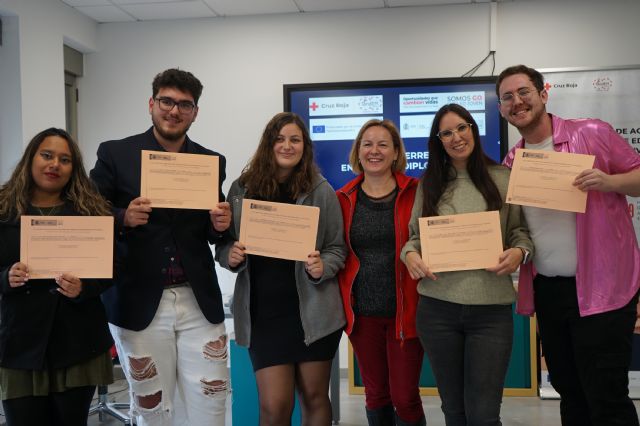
[247,254,341,371]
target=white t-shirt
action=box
[523,137,577,277]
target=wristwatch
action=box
[518,247,531,265]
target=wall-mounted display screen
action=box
[284,77,507,189]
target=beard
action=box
[509,102,546,133]
[152,115,192,142]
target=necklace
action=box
[33,204,63,216]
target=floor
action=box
[85,374,567,426]
[0,374,635,425]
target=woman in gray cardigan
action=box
[216,112,346,426]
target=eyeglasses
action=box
[154,97,196,114]
[498,87,538,106]
[437,123,473,142]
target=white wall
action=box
[74,0,640,368]
[3,0,640,369]
[0,0,97,169]
[78,0,640,183]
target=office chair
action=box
[89,347,133,424]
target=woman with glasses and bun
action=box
[401,104,533,426]
[0,128,114,426]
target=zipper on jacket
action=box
[395,186,406,342]
[339,189,360,335]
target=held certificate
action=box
[419,210,503,273]
[506,148,595,213]
[140,150,219,209]
[20,216,114,279]
[239,199,319,262]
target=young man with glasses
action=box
[498,64,640,426]
[90,68,231,426]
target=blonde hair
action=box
[348,119,407,174]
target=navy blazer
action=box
[90,127,227,331]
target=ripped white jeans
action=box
[110,286,229,426]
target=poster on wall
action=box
[541,66,640,399]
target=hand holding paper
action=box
[7,262,29,287]
[573,168,612,193]
[55,273,83,299]
[305,251,323,279]
[405,251,437,281]
[124,197,151,227]
[210,202,231,232]
[486,247,523,276]
[227,241,246,269]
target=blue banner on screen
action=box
[284,77,507,190]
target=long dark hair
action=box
[0,128,111,220]
[239,112,318,200]
[421,104,502,217]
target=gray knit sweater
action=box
[400,166,534,305]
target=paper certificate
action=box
[239,199,319,262]
[506,149,595,213]
[418,210,503,273]
[20,216,114,279]
[140,150,219,209]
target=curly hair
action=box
[152,68,204,105]
[0,128,111,220]
[348,119,407,174]
[240,112,318,200]
[421,104,502,217]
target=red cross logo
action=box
[310,102,319,111]
[544,82,552,92]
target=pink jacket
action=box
[503,114,640,317]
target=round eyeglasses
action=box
[437,123,473,142]
[498,87,538,106]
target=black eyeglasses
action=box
[154,97,196,114]
[437,123,473,142]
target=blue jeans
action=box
[416,296,513,426]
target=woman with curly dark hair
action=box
[217,112,346,426]
[0,128,114,426]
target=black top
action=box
[0,204,113,370]
[249,185,298,322]
[350,186,397,317]
[90,127,227,330]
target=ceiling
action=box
[59,0,507,23]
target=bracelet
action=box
[518,247,527,264]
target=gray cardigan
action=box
[215,173,347,347]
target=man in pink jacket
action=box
[498,64,640,426]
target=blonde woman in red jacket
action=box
[337,119,425,426]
